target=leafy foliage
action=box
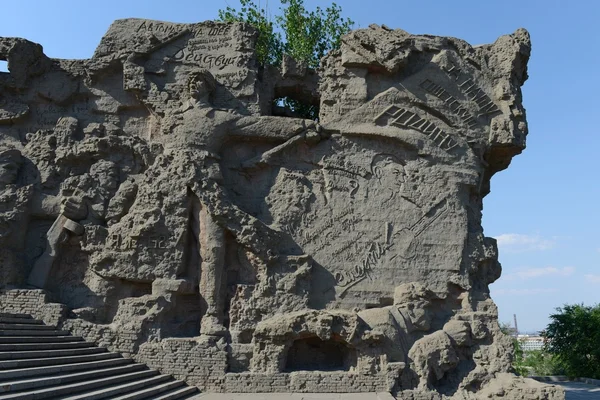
[218,0,354,68]
[218,0,354,119]
[276,0,354,69]
[544,303,600,379]
[521,349,565,376]
[218,0,282,66]
[512,336,530,376]
[499,321,566,377]
[281,98,318,120]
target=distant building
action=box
[518,335,545,352]
[505,327,518,337]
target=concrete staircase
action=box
[0,313,201,399]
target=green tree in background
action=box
[500,321,565,377]
[218,0,282,66]
[511,336,529,376]
[544,304,600,379]
[521,349,565,377]
[218,0,354,118]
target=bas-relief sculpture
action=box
[0,19,563,399]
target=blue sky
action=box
[2,0,598,332]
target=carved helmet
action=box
[187,69,218,96]
[0,148,22,164]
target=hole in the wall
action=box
[285,336,356,372]
[166,293,202,338]
[379,297,394,307]
[0,60,8,73]
[365,297,394,309]
[272,96,319,120]
[237,329,254,344]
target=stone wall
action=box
[0,289,66,326]
[0,19,564,399]
[137,337,228,392]
[224,371,393,393]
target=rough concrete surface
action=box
[0,19,564,399]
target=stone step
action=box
[0,313,199,399]
[109,379,186,400]
[0,330,70,337]
[54,374,172,400]
[0,336,84,344]
[0,358,133,380]
[0,363,147,393]
[0,342,95,352]
[0,324,57,331]
[0,369,161,400]
[0,346,107,360]
[153,386,200,400]
[0,352,121,370]
[0,314,32,320]
[0,318,43,325]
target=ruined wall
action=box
[0,19,563,399]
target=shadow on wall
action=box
[285,336,357,372]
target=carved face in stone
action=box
[89,160,119,192]
[266,170,314,227]
[371,154,406,195]
[189,78,207,99]
[188,70,216,101]
[0,149,22,186]
[398,300,433,332]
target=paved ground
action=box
[189,385,600,400]
[553,381,600,400]
[183,384,600,399]
[192,393,394,400]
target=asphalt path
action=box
[553,381,600,400]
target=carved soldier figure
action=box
[59,160,121,224]
[27,160,122,289]
[153,69,322,336]
[370,154,407,204]
[0,148,33,287]
[0,147,84,289]
[0,149,21,187]
[358,282,437,364]
[408,320,472,390]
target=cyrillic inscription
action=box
[442,63,500,117]
[107,234,171,250]
[374,105,459,152]
[419,79,478,129]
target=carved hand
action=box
[240,153,272,171]
[61,196,88,220]
[304,121,329,144]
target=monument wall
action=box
[0,19,563,399]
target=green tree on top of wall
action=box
[218,0,354,67]
[218,0,354,118]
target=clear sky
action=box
[2,0,598,333]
